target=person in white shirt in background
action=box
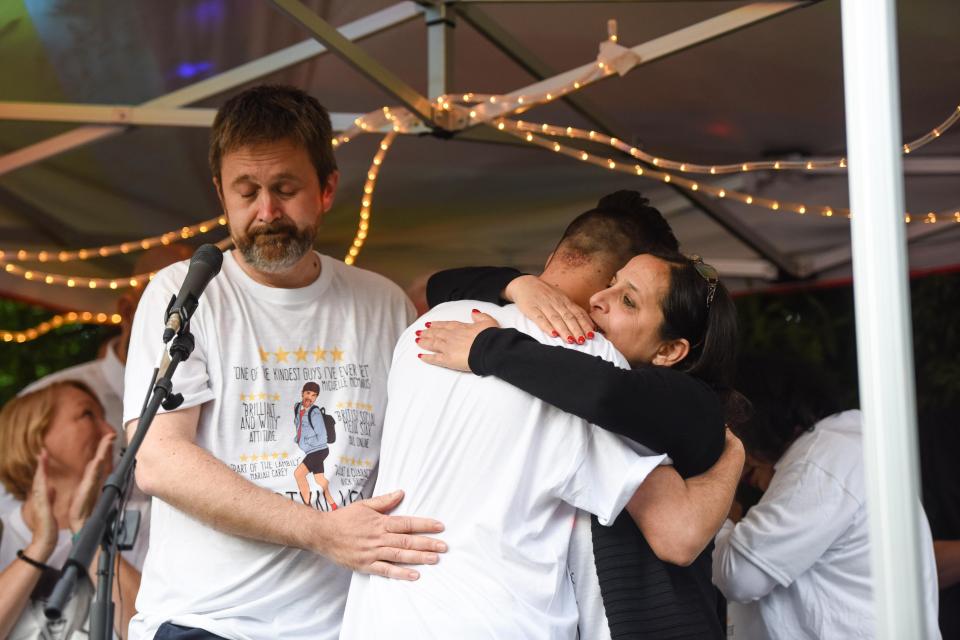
[2,244,194,571]
[713,356,941,639]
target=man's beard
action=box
[233,217,316,273]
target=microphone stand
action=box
[45,319,196,639]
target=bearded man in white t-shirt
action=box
[122,85,447,640]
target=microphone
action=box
[163,244,223,342]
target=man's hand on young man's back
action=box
[316,490,447,581]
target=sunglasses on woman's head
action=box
[688,255,719,309]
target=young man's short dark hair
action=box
[554,190,680,266]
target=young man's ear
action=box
[651,338,690,368]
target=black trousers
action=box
[154,622,228,640]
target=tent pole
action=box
[840,0,928,637]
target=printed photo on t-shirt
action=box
[228,344,379,511]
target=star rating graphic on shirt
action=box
[337,456,375,468]
[336,401,374,411]
[239,392,281,402]
[240,451,289,462]
[258,345,346,363]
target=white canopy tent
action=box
[0,2,951,633]
[0,0,957,311]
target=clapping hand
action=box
[68,433,115,534]
[23,450,58,561]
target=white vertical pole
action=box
[425,4,454,100]
[840,0,929,638]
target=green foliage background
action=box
[737,270,960,411]
[0,299,116,405]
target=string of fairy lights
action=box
[505,106,960,176]
[498,118,960,224]
[2,25,957,342]
[344,131,397,266]
[1,312,122,344]
[0,216,227,264]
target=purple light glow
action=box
[176,61,215,79]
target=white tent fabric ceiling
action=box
[0,0,958,313]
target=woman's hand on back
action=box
[416,310,500,372]
[504,275,595,344]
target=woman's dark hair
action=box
[648,250,746,424]
[733,355,845,463]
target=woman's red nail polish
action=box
[567,336,575,344]
[472,308,480,314]
[551,330,560,338]
[425,322,432,328]
[415,330,422,336]
[587,331,595,339]
[417,353,423,359]
[415,338,421,343]
[577,336,585,345]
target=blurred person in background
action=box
[0,380,141,639]
[1,244,194,567]
[713,356,941,639]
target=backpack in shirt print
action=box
[295,403,337,444]
[320,407,336,444]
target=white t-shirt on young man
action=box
[122,251,415,640]
[340,301,665,640]
[712,410,942,640]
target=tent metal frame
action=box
[0,0,815,280]
[0,2,423,176]
[0,103,364,131]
